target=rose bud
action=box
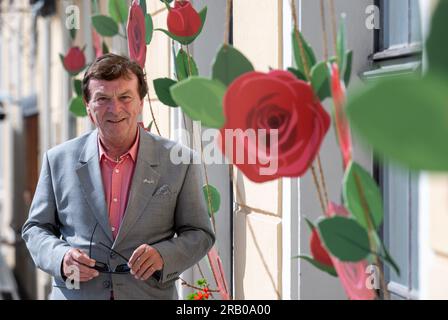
[63,47,86,74]
[127,0,147,68]
[167,0,201,37]
[310,228,334,267]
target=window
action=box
[380,164,419,299]
[367,0,422,300]
[0,117,3,190]
[374,0,422,60]
[0,104,4,203]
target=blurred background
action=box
[0,0,447,300]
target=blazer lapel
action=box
[76,129,114,242]
[114,127,161,246]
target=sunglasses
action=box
[89,223,131,274]
[88,223,162,280]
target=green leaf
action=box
[343,162,383,230]
[202,184,221,216]
[59,53,65,67]
[153,78,178,107]
[108,0,129,24]
[292,30,316,78]
[186,293,196,300]
[337,14,347,79]
[346,75,448,171]
[294,255,338,277]
[373,232,400,276]
[147,120,154,132]
[311,61,331,101]
[197,278,207,286]
[69,96,87,117]
[170,77,226,128]
[102,41,110,54]
[344,50,353,86]
[175,49,199,81]
[155,7,207,45]
[426,0,448,83]
[317,216,371,262]
[69,28,77,41]
[145,14,153,45]
[73,79,82,97]
[287,67,307,81]
[304,217,316,231]
[212,44,254,86]
[140,0,147,14]
[92,15,119,37]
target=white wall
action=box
[297,0,375,299]
[170,0,233,299]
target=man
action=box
[22,53,215,300]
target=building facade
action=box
[0,0,447,300]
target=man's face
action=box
[86,73,143,146]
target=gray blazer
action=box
[22,127,215,300]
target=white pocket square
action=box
[153,184,172,196]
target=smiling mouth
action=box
[108,118,126,124]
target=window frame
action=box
[366,0,423,301]
[373,0,422,61]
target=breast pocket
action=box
[145,193,176,229]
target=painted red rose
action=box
[325,202,376,300]
[219,70,331,183]
[167,0,201,37]
[330,63,352,169]
[127,0,147,68]
[92,29,103,58]
[207,247,230,300]
[310,228,334,267]
[63,47,86,74]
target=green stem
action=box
[162,0,172,12]
[353,171,389,299]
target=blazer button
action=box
[110,251,116,259]
[103,280,111,289]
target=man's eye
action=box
[95,97,109,104]
[120,96,132,101]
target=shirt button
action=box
[115,169,120,173]
[113,197,118,203]
[111,227,116,232]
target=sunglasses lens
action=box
[94,262,109,272]
[115,264,130,273]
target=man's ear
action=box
[84,99,95,124]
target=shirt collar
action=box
[98,127,140,163]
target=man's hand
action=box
[128,244,164,280]
[63,248,99,282]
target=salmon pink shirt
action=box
[98,130,140,239]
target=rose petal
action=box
[330,63,352,169]
[220,70,330,182]
[127,0,147,68]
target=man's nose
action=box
[107,97,124,113]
